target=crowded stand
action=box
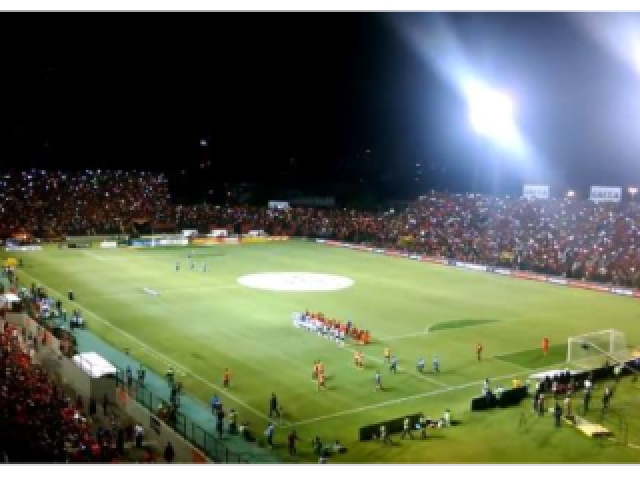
[2,170,640,287]
[0,169,171,238]
[0,321,117,462]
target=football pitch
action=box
[5,240,640,463]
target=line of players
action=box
[295,311,371,345]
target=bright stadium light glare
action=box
[466,82,519,150]
[567,190,576,198]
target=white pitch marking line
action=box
[75,284,242,300]
[378,331,430,342]
[16,268,271,423]
[286,363,566,428]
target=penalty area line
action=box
[286,361,568,428]
[15,268,271,423]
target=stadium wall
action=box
[316,239,640,301]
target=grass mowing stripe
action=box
[495,344,567,369]
[380,319,499,342]
[378,331,430,341]
[16,267,272,422]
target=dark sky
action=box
[1,13,640,204]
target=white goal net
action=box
[567,329,630,370]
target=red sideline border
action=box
[315,239,640,300]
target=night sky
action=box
[2,13,640,204]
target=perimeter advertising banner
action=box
[590,186,622,203]
[522,184,550,200]
[209,229,228,238]
[268,200,289,210]
[182,229,198,238]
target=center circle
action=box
[237,272,355,292]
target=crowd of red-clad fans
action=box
[2,170,640,287]
[0,321,125,463]
[0,170,171,237]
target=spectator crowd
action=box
[2,170,640,287]
[0,321,118,462]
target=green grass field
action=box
[4,240,640,463]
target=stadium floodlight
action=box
[628,186,638,199]
[466,82,518,149]
[200,139,208,147]
[566,190,576,198]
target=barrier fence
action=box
[3,273,273,464]
[114,369,270,463]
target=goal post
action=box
[567,329,630,370]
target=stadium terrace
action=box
[1,170,640,287]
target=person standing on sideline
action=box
[602,386,612,414]
[166,366,175,387]
[216,408,226,439]
[614,364,622,383]
[538,393,545,417]
[164,442,175,463]
[269,393,279,418]
[433,356,440,373]
[380,425,391,445]
[564,396,572,417]
[134,423,144,448]
[400,417,414,439]
[126,366,133,391]
[584,388,591,413]
[265,422,275,448]
[554,402,562,427]
[211,395,220,415]
[288,430,298,456]
[419,415,427,439]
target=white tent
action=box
[73,352,117,379]
[0,293,20,306]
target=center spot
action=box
[237,272,354,292]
